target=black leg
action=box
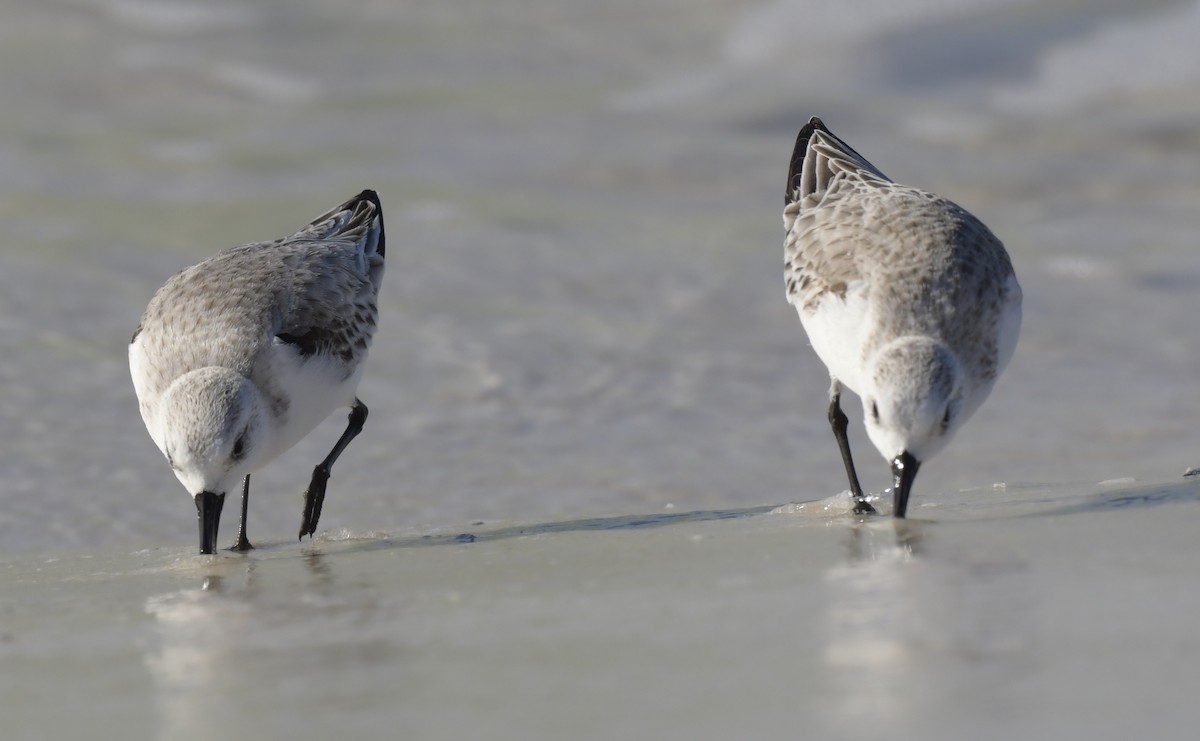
[229,474,254,552]
[827,381,875,515]
[299,399,368,540]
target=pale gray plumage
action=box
[130,190,385,553]
[783,117,1021,517]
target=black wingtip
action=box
[785,116,830,206]
[352,188,382,211]
[348,189,385,259]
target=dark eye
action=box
[231,433,247,461]
[941,407,952,432]
[870,402,880,422]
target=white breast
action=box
[797,280,872,395]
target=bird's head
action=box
[861,338,964,517]
[158,367,267,552]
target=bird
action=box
[783,117,1021,517]
[129,189,385,553]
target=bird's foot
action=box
[299,465,330,540]
[228,531,254,552]
[852,498,878,516]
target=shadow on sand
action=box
[1019,476,1200,518]
[323,503,783,555]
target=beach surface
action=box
[7,477,1200,740]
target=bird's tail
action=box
[785,117,890,207]
[306,189,385,259]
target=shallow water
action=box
[2,0,1198,553]
[2,0,1200,737]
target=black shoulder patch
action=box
[276,329,323,357]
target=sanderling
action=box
[784,117,1021,517]
[130,190,385,553]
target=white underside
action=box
[798,280,872,395]
[799,275,1021,402]
[129,334,364,484]
[798,275,1022,462]
[128,336,163,450]
[258,339,364,465]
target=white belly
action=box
[797,281,872,395]
[259,342,364,465]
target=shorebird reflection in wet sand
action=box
[783,117,1021,517]
[130,190,385,553]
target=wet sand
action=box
[6,476,1200,740]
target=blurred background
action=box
[2,0,1198,554]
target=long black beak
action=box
[195,491,226,555]
[891,451,921,519]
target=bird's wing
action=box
[271,190,385,369]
